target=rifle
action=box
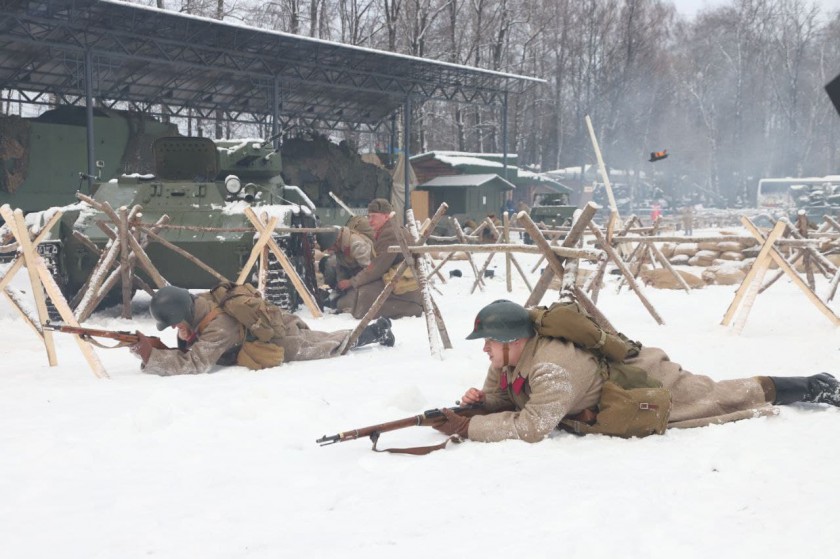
[316,404,482,454]
[43,322,169,349]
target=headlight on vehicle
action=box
[224,175,242,195]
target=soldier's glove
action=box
[432,408,470,439]
[130,332,156,365]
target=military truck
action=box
[41,136,318,312]
[0,106,177,214]
[520,191,576,244]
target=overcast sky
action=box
[673,0,840,18]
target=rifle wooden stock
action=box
[316,404,481,446]
[43,322,169,349]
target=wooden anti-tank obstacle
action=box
[0,204,107,379]
[721,216,839,333]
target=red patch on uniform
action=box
[512,375,525,395]
[499,372,508,390]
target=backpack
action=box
[528,301,671,437]
[345,214,375,241]
[199,282,286,370]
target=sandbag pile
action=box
[644,236,761,287]
[659,237,758,267]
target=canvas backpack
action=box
[528,301,671,437]
[345,214,375,241]
[199,282,286,370]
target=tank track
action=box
[263,233,296,311]
[37,242,66,322]
[262,232,318,312]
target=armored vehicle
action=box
[42,136,318,312]
[0,106,177,214]
[528,191,576,227]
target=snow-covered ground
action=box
[1,236,839,559]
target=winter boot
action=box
[354,318,395,348]
[767,373,840,406]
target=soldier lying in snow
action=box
[130,284,394,376]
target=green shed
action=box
[415,173,515,226]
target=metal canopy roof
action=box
[0,0,544,130]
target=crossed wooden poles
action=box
[722,216,839,333]
[341,203,453,358]
[0,204,107,378]
[0,198,324,377]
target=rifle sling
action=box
[371,435,463,455]
[80,336,133,349]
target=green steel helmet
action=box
[316,227,340,251]
[466,299,534,342]
[150,286,194,331]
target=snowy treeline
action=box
[15,0,840,205]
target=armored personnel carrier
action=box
[0,106,177,214]
[42,136,318,312]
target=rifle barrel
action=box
[316,405,479,446]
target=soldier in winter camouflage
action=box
[433,300,840,442]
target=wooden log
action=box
[139,226,228,284]
[386,243,602,260]
[484,217,533,292]
[340,261,406,354]
[124,229,168,289]
[504,212,512,292]
[452,217,484,290]
[399,210,446,356]
[585,114,621,241]
[243,207,322,318]
[589,221,665,325]
[118,207,132,318]
[740,217,839,327]
[525,203,599,308]
[73,238,122,320]
[584,251,609,304]
[235,215,280,285]
[0,208,63,336]
[722,219,788,327]
[470,219,498,294]
[9,209,57,366]
[649,242,691,293]
[529,230,565,273]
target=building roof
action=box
[0,0,545,130]
[417,173,515,190]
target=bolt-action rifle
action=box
[316,404,482,454]
[43,322,170,349]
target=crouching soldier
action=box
[338,198,423,320]
[317,216,375,311]
[130,284,394,376]
[433,300,840,442]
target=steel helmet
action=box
[466,299,534,342]
[150,286,194,331]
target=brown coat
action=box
[340,218,422,320]
[143,296,351,376]
[468,336,773,442]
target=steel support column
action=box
[272,74,281,151]
[84,48,95,194]
[403,97,412,215]
[502,90,509,181]
[389,113,397,168]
